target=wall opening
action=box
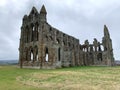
[32,26,35,31]
[93,47,95,51]
[35,22,39,41]
[101,45,104,51]
[98,46,101,51]
[30,50,33,61]
[31,24,34,42]
[58,48,61,61]
[45,47,48,62]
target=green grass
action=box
[0,66,120,90]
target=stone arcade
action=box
[19,5,114,69]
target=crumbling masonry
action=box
[19,5,114,69]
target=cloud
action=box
[0,0,120,60]
[0,0,7,6]
[0,0,30,60]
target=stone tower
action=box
[40,5,47,22]
[102,25,114,66]
[19,5,114,69]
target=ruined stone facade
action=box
[19,5,114,69]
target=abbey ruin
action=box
[19,5,114,69]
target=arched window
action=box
[98,45,102,51]
[30,50,33,61]
[32,26,35,41]
[33,26,35,31]
[58,48,61,61]
[35,22,39,41]
[30,24,34,42]
[93,47,95,52]
[45,47,48,62]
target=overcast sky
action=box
[0,0,120,60]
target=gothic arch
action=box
[29,23,34,42]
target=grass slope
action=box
[0,66,120,90]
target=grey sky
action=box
[0,0,120,60]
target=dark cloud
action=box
[0,0,120,60]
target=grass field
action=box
[0,66,120,90]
